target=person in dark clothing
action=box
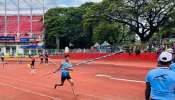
[29,55,36,74]
[29,55,35,69]
[1,53,4,63]
[135,47,141,55]
[39,54,44,64]
[44,53,48,64]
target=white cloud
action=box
[55,0,102,7]
[0,0,103,15]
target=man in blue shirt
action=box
[145,51,175,100]
[170,51,175,72]
[53,55,74,88]
[170,63,175,72]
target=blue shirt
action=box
[61,62,72,76]
[170,63,175,72]
[145,67,175,100]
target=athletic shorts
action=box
[61,73,71,82]
[31,61,35,66]
[1,57,4,61]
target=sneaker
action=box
[54,84,57,89]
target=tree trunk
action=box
[137,30,156,43]
[140,37,150,43]
[56,37,60,50]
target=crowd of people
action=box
[125,43,175,56]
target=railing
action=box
[44,48,121,55]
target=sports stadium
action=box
[0,0,174,100]
[0,0,45,56]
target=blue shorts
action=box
[61,73,71,82]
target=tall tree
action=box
[45,7,86,48]
[93,22,132,44]
[160,10,175,36]
[100,0,175,42]
[83,2,131,44]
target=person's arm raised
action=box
[53,64,62,73]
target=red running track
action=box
[0,55,157,100]
[50,52,157,62]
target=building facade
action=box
[0,16,44,56]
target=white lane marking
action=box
[96,74,145,83]
[96,74,112,78]
[0,81,61,100]
[110,78,145,83]
[0,75,110,100]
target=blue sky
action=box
[46,0,102,7]
[0,0,102,15]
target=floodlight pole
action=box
[42,0,45,50]
[42,0,45,24]
[4,0,7,35]
[17,0,20,36]
[30,0,33,33]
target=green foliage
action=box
[45,7,85,48]
[44,0,175,48]
[160,11,175,34]
[93,22,122,44]
[82,1,130,44]
[44,2,132,49]
[100,0,175,42]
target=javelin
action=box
[42,50,123,77]
[73,51,123,67]
[48,58,58,65]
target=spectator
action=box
[39,54,44,64]
[157,47,162,56]
[145,51,175,100]
[44,53,49,64]
[170,52,175,71]
[135,47,141,55]
[128,46,133,55]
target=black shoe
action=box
[54,84,57,89]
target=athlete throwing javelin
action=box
[53,55,77,96]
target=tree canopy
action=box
[45,7,85,48]
[44,0,175,49]
[100,0,175,42]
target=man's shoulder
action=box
[148,67,175,76]
[169,70,175,76]
[146,68,168,76]
[147,68,159,73]
[170,63,175,67]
